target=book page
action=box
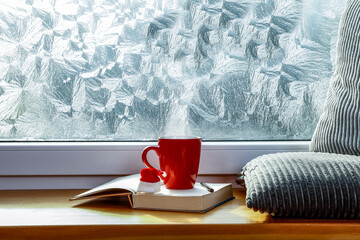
[137,183,229,197]
[71,174,141,200]
[132,183,233,212]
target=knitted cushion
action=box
[310,0,360,155]
[237,152,360,218]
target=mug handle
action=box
[141,146,166,180]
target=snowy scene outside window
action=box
[0,0,344,141]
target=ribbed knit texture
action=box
[310,0,360,155]
[239,152,360,218]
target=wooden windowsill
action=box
[0,189,359,240]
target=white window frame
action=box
[0,141,309,190]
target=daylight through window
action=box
[0,0,344,141]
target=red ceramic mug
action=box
[142,136,202,189]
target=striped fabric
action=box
[237,152,360,218]
[238,1,360,218]
[310,0,360,155]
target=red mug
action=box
[142,136,202,189]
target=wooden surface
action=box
[0,189,359,240]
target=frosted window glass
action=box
[0,0,344,140]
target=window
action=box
[0,1,345,189]
[0,0,345,141]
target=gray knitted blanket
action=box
[237,152,360,218]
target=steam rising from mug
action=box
[163,102,197,137]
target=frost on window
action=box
[0,0,344,140]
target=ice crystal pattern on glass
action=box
[0,0,344,140]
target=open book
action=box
[70,174,234,213]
